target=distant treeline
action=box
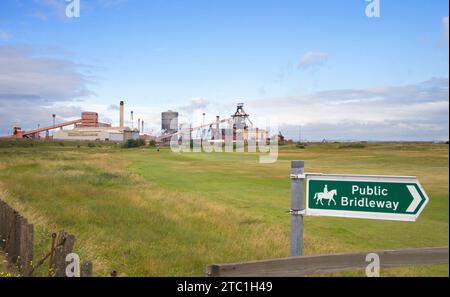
[0,138,158,149]
[0,139,118,148]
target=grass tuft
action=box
[0,141,447,276]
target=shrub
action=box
[148,140,156,147]
[338,143,366,149]
[122,138,146,148]
[87,142,96,148]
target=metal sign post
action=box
[289,161,430,257]
[290,160,305,257]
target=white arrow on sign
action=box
[305,173,430,221]
[406,185,422,213]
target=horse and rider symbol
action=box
[313,184,338,206]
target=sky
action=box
[0,0,448,141]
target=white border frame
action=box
[305,173,429,222]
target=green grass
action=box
[0,141,448,276]
[0,252,20,277]
[0,254,5,273]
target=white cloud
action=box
[280,121,448,142]
[179,97,210,112]
[0,45,92,101]
[107,104,119,111]
[247,78,449,141]
[0,99,83,135]
[299,51,330,70]
[0,45,93,135]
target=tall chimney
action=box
[138,119,141,133]
[120,101,124,128]
[131,111,134,129]
[142,120,144,134]
[216,116,220,140]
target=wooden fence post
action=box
[53,232,76,277]
[12,215,22,265]
[19,219,33,276]
[5,210,18,264]
[4,206,13,254]
[0,200,6,249]
[0,199,34,276]
[2,204,10,250]
[81,261,93,277]
[1,201,89,278]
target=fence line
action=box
[0,198,92,277]
[0,199,34,275]
[206,246,449,277]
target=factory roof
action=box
[72,126,137,132]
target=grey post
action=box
[290,160,304,256]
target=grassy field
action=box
[0,253,5,274]
[0,140,448,276]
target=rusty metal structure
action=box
[231,103,253,129]
[11,112,112,139]
[5,101,268,143]
[158,103,267,143]
[12,119,82,139]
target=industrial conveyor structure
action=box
[10,112,111,139]
[158,103,266,143]
[12,119,82,139]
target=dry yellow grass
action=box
[0,142,447,276]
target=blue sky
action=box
[0,0,448,140]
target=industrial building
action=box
[7,100,269,144]
[10,101,139,142]
[53,101,139,142]
[159,103,269,143]
[53,127,139,142]
[161,110,179,134]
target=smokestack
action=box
[120,101,124,128]
[52,114,56,136]
[131,111,134,129]
[215,116,220,141]
[138,119,141,133]
[142,120,144,134]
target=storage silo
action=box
[162,110,178,134]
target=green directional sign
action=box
[306,174,429,221]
